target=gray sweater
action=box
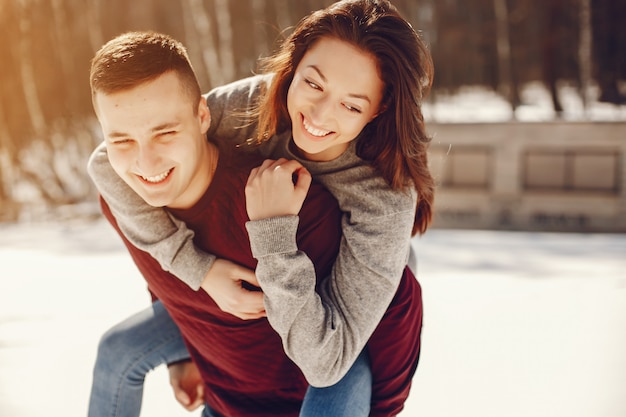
[87,75,416,387]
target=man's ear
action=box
[198,97,211,133]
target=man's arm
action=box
[168,360,204,411]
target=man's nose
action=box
[135,143,160,171]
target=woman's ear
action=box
[371,103,388,121]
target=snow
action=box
[1,219,624,417]
[424,82,626,122]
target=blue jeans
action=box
[89,301,371,417]
[88,301,190,417]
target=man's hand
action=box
[201,259,266,320]
[168,360,204,411]
[245,158,312,221]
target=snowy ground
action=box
[423,81,626,123]
[0,219,624,417]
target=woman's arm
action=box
[246,159,415,387]
[87,143,213,290]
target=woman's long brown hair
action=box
[255,0,435,236]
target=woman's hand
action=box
[245,158,312,221]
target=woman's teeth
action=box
[303,118,330,137]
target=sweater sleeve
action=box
[86,75,269,290]
[87,142,214,290]
[246,165,416,387]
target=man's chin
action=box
[134,192,170,208]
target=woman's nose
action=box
[310,95,333,124]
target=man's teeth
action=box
[141,169,171,183]
[303,118,330,137]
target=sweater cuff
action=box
[246,216,299,258]
[169,250,216,291]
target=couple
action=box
[87,1,434,416]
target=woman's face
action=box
[287,36,384,162]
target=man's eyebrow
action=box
[107,131,129,139]
[307,65,371,104]
[151,122,181,132]
[106,122,181,139]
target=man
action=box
[89,31,344,417]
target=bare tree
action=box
[183,0,224,88]
[251,0,270,59]
[578,0,593,112]
[214,0,236,83]
[85,0,104,56]
[542,0,564,115]
[274,0,292,32]
[0,100,18,221]
[493,0,514,116]
[51,0,81,112]
[17,0,46,136]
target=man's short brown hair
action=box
[90,31,202,111]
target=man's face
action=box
[94,71,211,209]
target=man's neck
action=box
[167,140,219,210]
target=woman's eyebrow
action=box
[306,65,371,103]
[307,65,327,82]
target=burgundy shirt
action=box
[101,146,422,416]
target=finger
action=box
[237,310,267,320]
[174,388,191,407]
[239,290,265,312]
[246,167,259,185]
[187,384,204,410]
[293,167,312,195]
[256,158,278,175]
[272,159,303,174]
[238,266,260,287]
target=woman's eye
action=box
[344,104,362,114]
[305,79,321,90]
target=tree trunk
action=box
[251,0,269,59]
[184,0,223,88]
[85,0,104,55]
[51,0,80,113]
[0,100,15,219]
[17,0,46,136]
[273,0,291,37]
[214,0,236,83]
[578,0,593,112]
[493,0,514,117]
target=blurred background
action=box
[0,0,625,229]
[1,2,625,417]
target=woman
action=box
[88,1,434,416]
